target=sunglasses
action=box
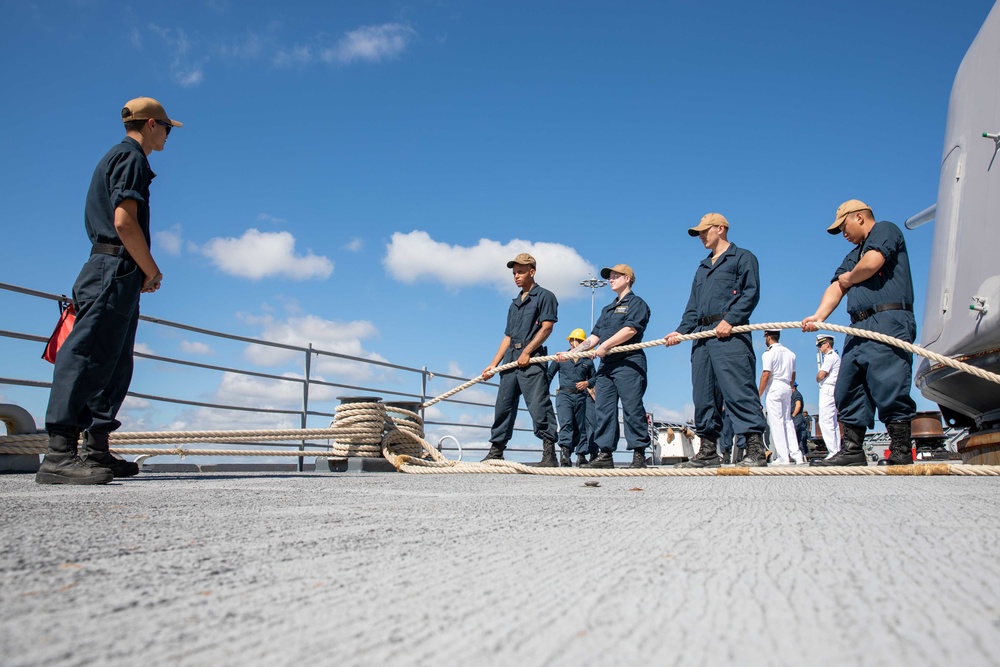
[155,119,172,136]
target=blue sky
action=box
[0,1,995,449]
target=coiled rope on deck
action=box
[2,320,999,475]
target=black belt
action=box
[849,303,912,324]
[512,344,546,356]
[698,313,725,327]
[91,243,132,262]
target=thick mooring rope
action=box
[2,321,997,476]
[421,321,1000,407]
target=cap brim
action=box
[167,119,183,127]
[599,267,612,279]
[687,227,702,237]
[827,219,843,235]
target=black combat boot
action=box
[886,420,914,466]
[811,424,867,466]
[559,446,572,467]
[675,436,721,468]
[575,453,589,467]
[628,447,647,469]
[80,431,140,478]
[736,433,768,467]
[536,439,558,467]
[35,430,113,485]
[583,450,614,469]
[481,444,506,461]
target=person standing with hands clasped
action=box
[481,253,560,466]
[37,97,180,485]
[664,213,769,467]
[559,264,651,469]
[802,200,916,467]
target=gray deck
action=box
[2,471,1000,666]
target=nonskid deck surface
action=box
[2,472,999,667]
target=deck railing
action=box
[0,281,547,469]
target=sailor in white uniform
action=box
[815,334,842,458]
[758,330,802,464]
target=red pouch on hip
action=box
[42,302,75,363]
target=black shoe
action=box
[481,444,505,462]
[583,451,614,469]
[536,439,558,467]
[736,433,767,468]
[575,454,589,467]
[559,447,572,467]
[676,436,721,468]
[80,431,139,478]
[35,433,113,485]
[886,420,913,466]
[811,423,867,467]
[628,448,647,469]
[811,449,868,466]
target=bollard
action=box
[0,404,42,473]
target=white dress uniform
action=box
[818,341,842,457]
[761,340,802,464]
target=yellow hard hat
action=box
[567,328,587,341]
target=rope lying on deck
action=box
[1,321,996,476]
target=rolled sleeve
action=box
[109,153,149,210]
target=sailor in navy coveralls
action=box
[547,328,596,466]
[37,97,180,486]
[559,264,651,469]
[664,213,769,467]
[481,253,560,466]
[803,200,916,466]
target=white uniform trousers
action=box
[765,381,803,464]
[819,385,841,457]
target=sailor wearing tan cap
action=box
[558,264,651,468]
[802,200,917,467]
[815,334,842,458]
[481,253,560,466]
[38,97,182,485]
[758,330,803,465]
[664,213,769,467]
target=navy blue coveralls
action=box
[592,292,651,453]
[790,387,809,454]
[676,243,768,439]
[547,355,596,455]
[45,137,151,436]
[833,221,917,428]
[489,284,559,446]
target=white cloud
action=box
[155,224,183,256]
[383,231,596,300]
[137,22,415,82]
[200,229,333,280]
[180,340,214,356]
[646,402,694,425]
[134,342,155,355]
[327,23,415,63]
[256,212,287,225]
[149,24,207,87]
[344,237,364,252]
[240,312,388,381]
